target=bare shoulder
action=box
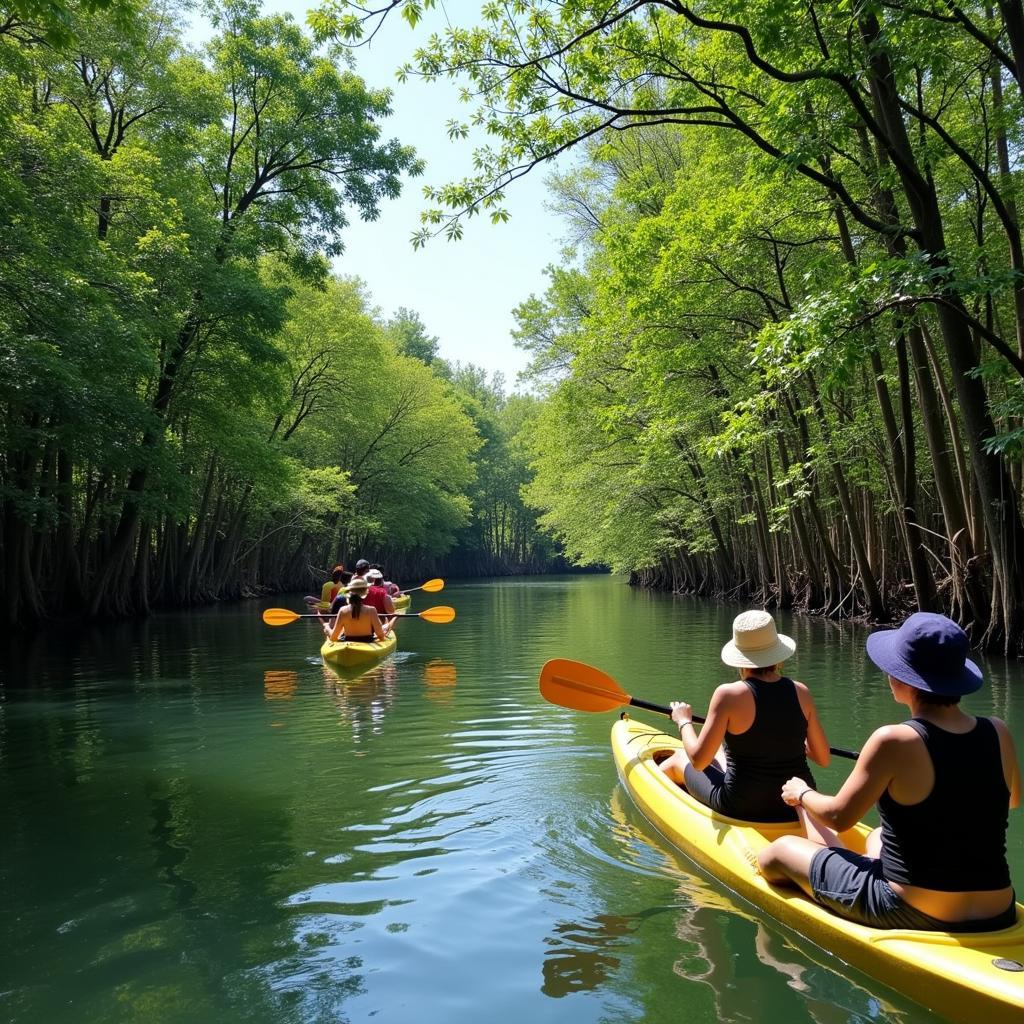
[716,680,750,696]
[874,722,921,743]
[790,678,814,700]
[989,716,1018,748]
[711,681,749,706]
[786,677,818,712]
[865,722,922,756]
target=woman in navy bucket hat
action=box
[758,612,1021,932]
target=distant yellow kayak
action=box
[320,630,397,669]
[611,716,1024,1023]
[393,594,411,612]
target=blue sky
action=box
[188,0,568,387]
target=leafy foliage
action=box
[0,0,514,623]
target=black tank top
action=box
[879,717,1010,891]
[721,676,815,823]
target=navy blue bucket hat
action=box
[865,612,983,696]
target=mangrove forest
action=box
[9,0,1024,652]
[0,0,565,626]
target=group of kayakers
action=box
[310,560,403,645]
[659,609,1020,933]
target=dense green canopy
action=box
[0,0,561,625]
[309,0,1024,650]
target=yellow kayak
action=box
[612,716,1024,1023]
[320,630,397,669]
[393,594,411,612]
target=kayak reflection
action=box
[672,903,906,1024]
[322,661,400,745]
[604,788,910,1023]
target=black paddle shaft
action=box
[626,696,860,761]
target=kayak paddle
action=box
[263,605,456,626]
[539,658,860,761]
[400,578,444,594]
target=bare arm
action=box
[328,611,345,643]
[671,687,733,772]
[782,726,905,831]
[992,718,1022,810]
[795,681,830,768]
[370,608,387,642]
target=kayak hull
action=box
[320,630,397,669]
[611,716,1024,1023]
[393,594,411,612]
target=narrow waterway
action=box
[2,575,1022,1023]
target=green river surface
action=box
[2,574,1023,1024]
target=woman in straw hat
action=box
[758,612,1020,931]
[659,610,831,822]
[324,577,390,644]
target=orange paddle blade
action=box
[539,659,631,712]
[262,608,303,627]
[421,578,445,593]
[419,605,455,623]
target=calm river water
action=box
[2,575,1023,1024]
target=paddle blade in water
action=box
[262,608,302,627]
[421,578,445,593]
[539,659,630,713]
[419,605,455,623]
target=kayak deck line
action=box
[611,716,1024,1022]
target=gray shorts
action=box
[809,847,1017,933]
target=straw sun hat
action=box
[721,610,796,669]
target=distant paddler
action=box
[364,569,397,623]
[328,568,354,615]
[324,577,389,644]
[371,563,401,598]
[305,564,346,610]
